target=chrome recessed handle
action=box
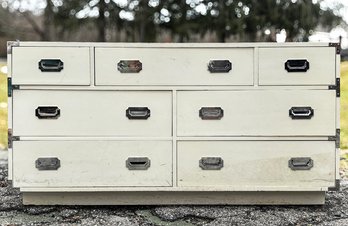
[199,157,224,170]
[208,60,232,73]
[39,59,64,72]
[117,60,142,73]
[285,59,309,72]
[126,107,151,120]
[199,107,224,120]
[126,157,151,170]
[289,106,314,119]
[35,157,61,170]
[35,106,60,119]
[288,157,313,170]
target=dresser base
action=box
[22,191,326,205]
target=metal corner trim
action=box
[328,179,340,191]
[329,42,341,54]
[7,40,20,54]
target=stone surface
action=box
[1,149,347,226]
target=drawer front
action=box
[13,90,172,136]
[12,47,90,85]
[177,90,336,136]
[13,140,172,187]
[95,47,253,86]
[259,47,336,86]
[177,141,335,189]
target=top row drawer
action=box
[11,46,336,86]
[12,47,91,85]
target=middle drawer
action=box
[13,90,172,136]
[177,90,336,136]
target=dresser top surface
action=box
[8,41,331,48]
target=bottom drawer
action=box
[13,140,172,187]
[177,141,335,189]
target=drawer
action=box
[12,47,90,85]
[177,141,335,189]
[13,90,172,136]
[13,140,172,187]
[95,47,253,86]
[259,47,336,86]
[177,90,336,136]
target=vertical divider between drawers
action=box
[90,47,96,87]
[253,47,259,87]
[172,89,177,187]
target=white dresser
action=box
[7,41,341,205]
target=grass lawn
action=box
[0,62,7,150]
[340,61,348,149]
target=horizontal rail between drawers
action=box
[13,136,332,141]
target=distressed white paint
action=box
[259,47,336,85]
[177,90,336,136]
[95,47,254,86]
[177,141,335,188]
[12,47,91,85]
[13,90,172,136]
[7,42,340,204]
[13,140,172,187]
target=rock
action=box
[59,209,79,218]
[24,207,57,215]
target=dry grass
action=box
[340,61,348,149]
[0,62,7,149]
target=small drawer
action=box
[13,140,172,187]
[258,47,336,86]
[12,47,90,85]
[177,141,335,189]
[13,90,172,136]
[177,90,336,136]
[95,47,254,86]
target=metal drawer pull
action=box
[39,59,64,72]
[199,107,224,120]
[117,60,142,73]
[285,59,309,72]
[35,106,60,119]
[289,106,314,119]
[35,157,61,170]
[199,157,224,170]
[288,157,313,170]
[126,157,151,170]
[126,107,151,119]
[208,60,232,73]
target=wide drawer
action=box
[13,90,172,136]
[12,47,91,85]
[95,47,254,86]
[177,90,336,136]
[177,141,335,189]
[258,47,336,86]
[13,140,172,187]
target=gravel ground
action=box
[1,150,348,226]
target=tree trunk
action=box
[97,0,107,42]
[42,0,54,41]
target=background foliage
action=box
[0,0,345,53]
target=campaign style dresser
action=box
[7,41,340,205]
